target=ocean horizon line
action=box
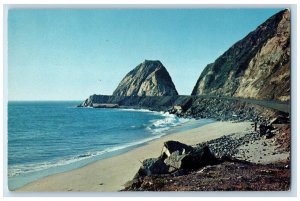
[8,100,84,102]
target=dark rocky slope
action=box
[123,161,290,191]
[79,94,290,125]
[113,60,178,96]
[192,9,290,102]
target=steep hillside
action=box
[192,9,290,101]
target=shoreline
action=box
[16,121,252,192]
[8,116,213,191]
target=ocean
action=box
[7,101,215,190]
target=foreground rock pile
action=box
[123,123,290,191]
[132,141,219,179]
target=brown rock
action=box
[191,9,290,101]
[113,60,178,96]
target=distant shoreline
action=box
[16,121,252,192]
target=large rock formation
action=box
[113,60,178,96]
[192,9,290,102]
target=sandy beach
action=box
[17,121,252,192]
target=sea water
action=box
[7,101,215,190]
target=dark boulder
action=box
[164,145,218,172]
[162,141,193,157]
[134,158,169,178]
[181,146,218,170]
[259,124,274,136]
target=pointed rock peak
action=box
[143,59,161,64]
[113,60,178,96]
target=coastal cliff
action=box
[113,60,178,96]
[192,9,290,102]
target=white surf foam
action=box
[118,108,155,113]
[8,110,190,178]
[147,112,190,135]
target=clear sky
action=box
[8,8,283,100]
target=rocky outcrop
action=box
[113,60,178,96]
[78,94,290,124]
[192,9,290,102]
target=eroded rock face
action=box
[113,60,178,96]
[192,9,290,101]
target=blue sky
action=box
[8,8,283,100]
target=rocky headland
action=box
[77,9,291,191]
